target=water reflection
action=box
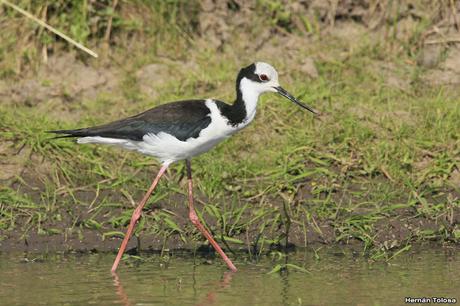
[112,272,133,306]
[0,246,458,305]
[112,267,235,306]
[195,272,234,306]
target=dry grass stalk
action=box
[0,0,98,58]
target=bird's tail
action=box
[46,128,89,139]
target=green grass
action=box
[0,1,459,263]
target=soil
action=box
[1,0,459,254]
[1,210,457,255]
[2,173,458,254]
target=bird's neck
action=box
[224,78,261,126]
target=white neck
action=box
[240,78,261,122]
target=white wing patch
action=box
[77,136,140,152]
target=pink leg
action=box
[186,160,237,272]
[111,164,169,272]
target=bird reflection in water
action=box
[195,271,234,306]
[111,270,234,306]
[112,272,133,306]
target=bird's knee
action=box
[189,211,199,226]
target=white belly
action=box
[77,100,254,165]
[138,129,231,163]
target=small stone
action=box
[449,169,460,186]
[417,44,443,68]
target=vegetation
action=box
[0,0,458,267]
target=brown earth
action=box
[1,0,459,254]
[1,207,457,255]
[2,172,458,255]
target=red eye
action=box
[259,74,269,81]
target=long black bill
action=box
[275,86,319,115]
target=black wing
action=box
[49,100,214,141]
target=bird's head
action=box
[237,62,319,115]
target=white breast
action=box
[77,99,255,165]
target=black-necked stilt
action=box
[49,62,319,272]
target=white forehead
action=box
[254,62,278,79]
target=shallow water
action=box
[0,247,458,306]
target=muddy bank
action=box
[1,1,459,257]
[1,202,457,255]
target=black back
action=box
[50,100,213,141]
[50,63,262,140]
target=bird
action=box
[49,62,319,273]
